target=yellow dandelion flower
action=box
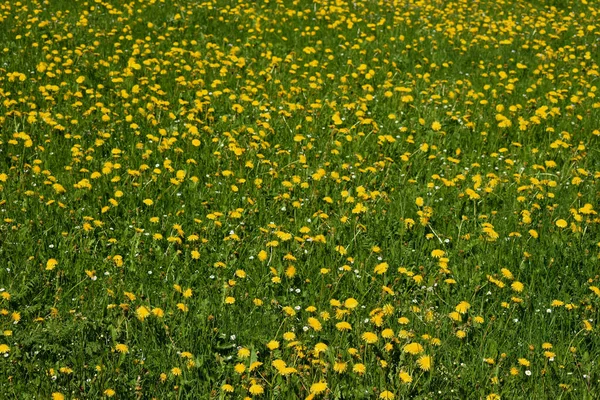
[500,268,514,280]
[234,363,246,374]
[115,343,129,354]
[431,249,445,258]
[455,301,471,314]
[353,363,366,374]
[528,229,538,239]
[307,317,322,331]
[335,321,352,331]
[46,258,58,271]
[344,298,358,309]
[152,308,164,318]
[238,347,250,358]
[266,340,279,350]
[362,331,378,344]
[249,383,264,395]
[334,362,347,373]
[511,281,524,292]
[381,328,394,339]
[399,370,413,383]
[136,306,150,321]
[257,250,268,261]
[222,384,234,393]
[374,262,389,275]
[403,342,424,355]
[555,219,567,228]
[417,355,432,371]
[310,381,327,394]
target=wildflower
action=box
[238,347,250,358]
[362,332,378,344]
[511,281,524,292]
[136,306,150,321]
[222,384,234,393]
[333,362,347,373]
[257,250,268,261]
[307,317,322,331]
[431,249,445,258]
[403,342,424,355]
[455,301,471,314]
[249,383,264,395]
[336,321,352,331]
[344,298,358,309]
[518,358,530,367]
[52,394,65,400]
[266,340,279,350]
[374,262,389,274]
[103,389,116,397]
[417,355,432,371]
[399,370,413,383]
[171,367,182,376]
[46,258,58,271]
[353,363,366,374]
[152,308,164,318]
[380,391,395,399]
[310,381,327,394]
[381,328,394,339]
[115,344,129,354]
[234,363,246,374]
[225,297,235,305]
[314,342,328,355]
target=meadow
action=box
[0,0,599,398]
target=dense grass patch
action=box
[0,0,599,398]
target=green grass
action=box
[0,0,599,398]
